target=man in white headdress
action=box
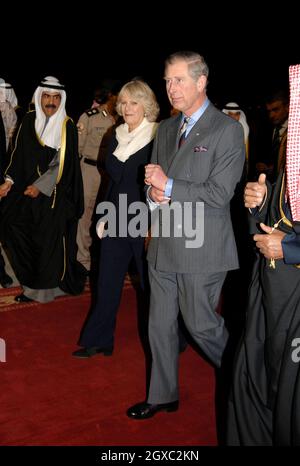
[0,81,25,137]
[0,76,85,302]
[227,65,300,446]
[0,111,13,288]
[0,81,15,286]
[0,79,17,151]
[0,81,18,109]
[222,102,249,162]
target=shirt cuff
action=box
[164,178,173,198]
[146,186,160,211]
[5,176,14,185]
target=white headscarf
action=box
[113,118,158,162]
[0,78,17,149]
[0,78,6,103]
[222,102,249,143]
[33,76,67,149]
[0,81,18,108]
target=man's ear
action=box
[197,75,207,93]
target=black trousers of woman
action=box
[79,236,146,350]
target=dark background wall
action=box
[2,6,299,121]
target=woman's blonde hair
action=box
[116,80,160,122]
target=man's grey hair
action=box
[165,51,209,82]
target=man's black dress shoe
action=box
[126,401,179,419]
[14,293,34,303]
[72,346,113,358]
[0,273,13,288]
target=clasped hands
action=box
[145,164,170,204]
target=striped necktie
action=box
[178,117,190,148]
[271,125,281,177]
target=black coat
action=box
[0,111,85,293]
[98,133,152,238]
[227,170,300,445]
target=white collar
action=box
[113,118,158,162]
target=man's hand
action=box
[145,164,168,191]
[244,173,267,208]
[0,180,12,198]
[253,222,286,259]
[149,186,170,204]
[24,185,40,198]
[77,123,84,135]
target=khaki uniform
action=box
[76,106,115,271]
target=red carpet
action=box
[0,284,217,446]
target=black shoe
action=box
[0,273,13,288]
[72,346,113,358]
[126,400,179,420]
[14,293,33,303]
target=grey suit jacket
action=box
[147,103,245,274]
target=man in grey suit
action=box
[127,51,245,419]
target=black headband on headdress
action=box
[0,83,12,89]
[224,105,240,111]
[39,82,65,90]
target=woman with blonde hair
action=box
[73,80,159,358]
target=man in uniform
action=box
[76,87,117,275]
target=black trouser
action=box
[79,236,145,349]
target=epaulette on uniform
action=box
[101,110,108,117]
[85,108,100,117]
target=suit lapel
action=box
[164,115,181,171]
